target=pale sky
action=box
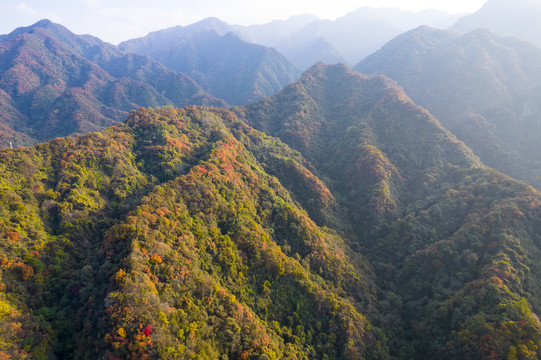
[0,0,488,44]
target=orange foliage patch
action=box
[6,232,19,242]
[150,254,162,264]
[11,262,34,280]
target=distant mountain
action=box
[234,14,319,47]
[0,20,224,148]
[119,18,301,105]
[239,63,541,359]
[118,17,236,54]
[235,7,461,69]
[276,36,348,71]
[353,7,462,31]
[356,26,541,189]
[452,0,541,47]
[316,7,461,64]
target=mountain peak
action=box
[186,17,234,35]
[241,60,481,239]
[397,25,455,41]
[356,22,541,188]
[193,17,230,27]
[9,18,67,36]
[119,20,300,105]
[300,62,356,80]
[301,61,327,75]
[32,19,54,28]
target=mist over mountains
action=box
[3,1,541,358]
[356,26,541,189]
[235,7,461,68]
[452,0,541,47]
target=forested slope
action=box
[240,63,541,359]
[0,106,387,359]
[2,62,541,359]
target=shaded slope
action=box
[119,19,301,105]
[240,62,480,224]
[356,26,541,189]
[239,63,541,359]
[0,106,387,359]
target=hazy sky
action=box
[0,0,488,44]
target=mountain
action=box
[355,26,541,190]
[234,14,320,48]
[452,0,541,47]
[119,18,301,105]
[236,7,461,69]
[233,15,350,70]
[0,20,224,149]
[0,105,389,359]
[352,7,461,32]
[316,7,461,64]
[240,62,481,234]
[238,63,541,359]
[118,17,236,54]
[277,36,349,71]
[2,56,541,359]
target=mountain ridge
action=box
[355,26,541,190]
[119,19,301,105]
[451,0,541,47]
[0,19,225,148]
[238,62,541,359]
[0,104,390,359]
[232,7,461,69]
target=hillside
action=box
[239,63,541,359]
[2,59,541,359]
[240,62,481,213]
[0,106,388,359]
[0,20,224,149]
[356,26,541,190]
[119,19,301,105]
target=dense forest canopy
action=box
[1,63,541,359]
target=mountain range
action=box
[0,19,305,148]
[3,3,541,359]
[0,19,224,148]
[0,85,385,358]
[239,61,541,360]
[355,26,541,189]
[2,62,541,359]
[119,18,301,106]
[234,7,461,69]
